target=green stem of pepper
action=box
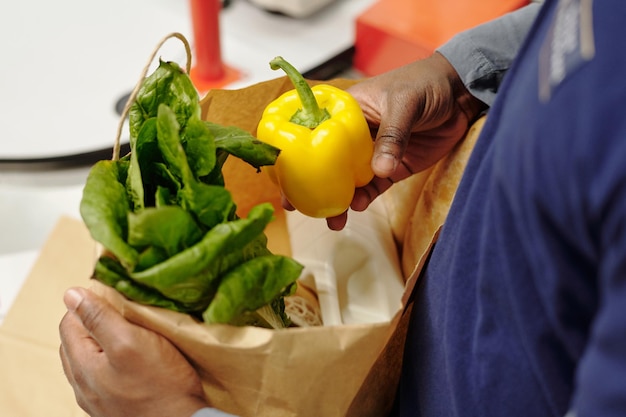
[270,56,330,129]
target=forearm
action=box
[436,1,543,106]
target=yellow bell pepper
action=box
[256,56,374,218]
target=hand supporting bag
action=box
[92,76,486,417]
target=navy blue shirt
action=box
[396,1,626,416]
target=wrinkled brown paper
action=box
[0,75,484,417]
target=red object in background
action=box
[189,0,240,92]
[354,0,530,76]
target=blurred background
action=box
[0,0,527,322]
[0,0,377,321]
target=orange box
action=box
[354,0,529,76]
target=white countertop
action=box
[0,0,377,324]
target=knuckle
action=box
[377,127,409,156]
[76,300,107,334]
[107,330,147,363]
[378,126,407,146]
[107,337,136,360]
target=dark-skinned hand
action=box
[288,53,487,230]
[59,287,209,417]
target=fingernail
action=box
[64,288,84,312]
[373,153,397,176]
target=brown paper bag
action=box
[0,75,484,417]
[89,79,485,417]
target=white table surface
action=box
[0,0,377,325]
[0,0,375,160]
[0,168,88,324]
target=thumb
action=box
[64,287,129,354]
[371,99,414,178]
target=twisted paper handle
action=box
[112,32,192,161]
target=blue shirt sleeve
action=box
[191,407,238,417]
[436,2,542,106]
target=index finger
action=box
[59,308,103,385]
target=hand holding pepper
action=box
[257,57,375,220]
[326,52,488,230]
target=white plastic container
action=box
[286,198,405,326]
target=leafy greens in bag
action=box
[80,59,303,328]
